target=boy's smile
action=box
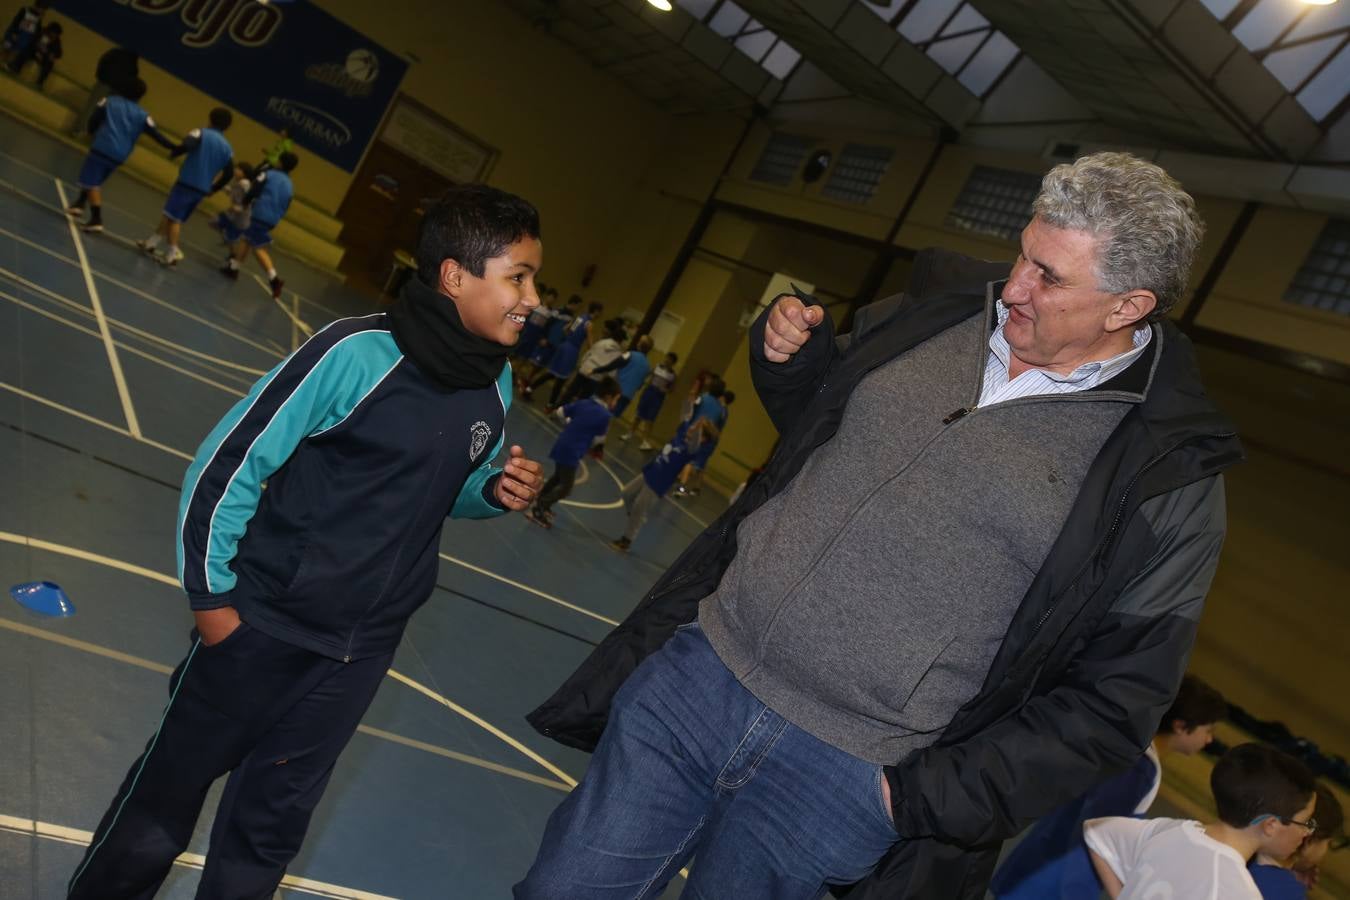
[446,236,543,346]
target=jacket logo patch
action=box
[469,421,492,462]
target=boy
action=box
[0,0,44,61]
[609,416,712,554]
[138,106,234,267]
[6,18,59,87]
[672,380,729,499]
[992,674,1228,898]
[1251,783,1344,899]
[622,350,677,450]
[1085,742,1318,900]
[67,184,546,899]
[526,376,621,529]
[209,161,255,245]
[222,151,296,298]
[260,126,293,170]
[611,334,652,419]
[65,78,178,234]
[525,300,602,406]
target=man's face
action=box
[447,236,542,346]
[1001,217,1150,374]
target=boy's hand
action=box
[194,606,241,646]
[763,295,825,363]
[495,445,544,511]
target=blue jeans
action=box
[517,623,899,899]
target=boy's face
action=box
[443,236,542,346]
[1258,794,1317,861]
[1170,721,1215,755]
[665,354,676,366]
[1296,836,1330,869]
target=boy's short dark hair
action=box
[45,21,61,34]
[722,390,736,405]
[588,302,604,315]
[237,161,255,179]
[566,294,582,307]
[121,77,148,102]
[1311,784,1343,842]
[1211,743,1316,828]
[416,183,541,286]
[1158,674,1227,734]
[595,376,622,399]
[665,352,678,363]
[209,107,232,130]
[705,375,726,397]
[277,151,299,173]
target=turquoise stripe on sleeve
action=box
[176,328,403,594]
[451,362,513,520]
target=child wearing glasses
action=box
[1250,782,1344,899]
[1084,742,1316,900]
[991,675,1228,899]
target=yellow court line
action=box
[0,532,584,788]
[438,552,620,627]
[0,222,288,359]
[0,814,400,899]
[54,179,141,438]
[0,289,247,398]
[0,381,193,462]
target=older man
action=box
[519,153,1243,899]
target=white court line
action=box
[1,261,268,375]
[0,532,588,788]
[54,178,141,438]
[0,221,289,359]
[0,381,192,461]
[0,288,247,398]
[0,814,399,899]
[0,616,568,792]
[438,552,620,627]
[250,272,314,338]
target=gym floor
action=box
[0,115,723,899]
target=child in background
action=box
[609,417,712,554]
[991,675,1227,899]
[138,106,234,267]
[65,78,178,234]
[674,389,732,498]
[7,19,59,87]
[611,334,652,420]
[222,151,297,299]
[557,318,627,407]
[1251,783,1344,899]
[526,300,602,407]
[1,1,45,61]
[260,127,293,170]
[1085,742,1317,900]
[623,351,677,450]
[526,376,621,529]
[209,161,255,246]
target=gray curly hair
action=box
[1033,152,1204,320]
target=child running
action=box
[65,78,178,233]
[526,376,621,529]
[138,106,234,267]
[221,151,297,298]
[65,183,546,898]
[1085,742,1317,900]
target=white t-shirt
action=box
[579,338,623,376]
[1083,817,1260,900]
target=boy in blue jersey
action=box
[221,150,297,299]
[137,106,234,267]
[672,381,730,499]
[609,415,713,554]
[1251,784,1344,900]
[65,78,178,233]
[611,334,653,419]
[66,184,547,899]
[992,674,1227,899]
[525,376,621,529]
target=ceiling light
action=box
[647,0,674,10]
[1297,0,1337,6]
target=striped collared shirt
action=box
[979,302,1152,408]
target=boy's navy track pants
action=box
[67,620,394,900]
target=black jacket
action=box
[527,248,1243,898]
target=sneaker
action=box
[156,246,184,267]
[638,441,655,451]
[617,432,631,442]
[608,537,631,554]
[220,263,239,281]
[269,276,284,300]
[525,508,552,529]
[64,205,84,217]
[80,222,104,234]
[135,238,157,254]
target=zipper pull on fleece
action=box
[943,406,972,425]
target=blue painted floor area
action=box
[0,118,726,898]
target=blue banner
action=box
[54,0,407,172]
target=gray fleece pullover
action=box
[700,306,1139,765]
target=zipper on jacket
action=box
[943,406,972,424]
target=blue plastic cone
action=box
[9,581,76,617]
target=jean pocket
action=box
[873,766,899,836]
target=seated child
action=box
[526,376,621,529]
[992,674,1227,898]
[1250,783,1344,900]
[1085,742,1317,900]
